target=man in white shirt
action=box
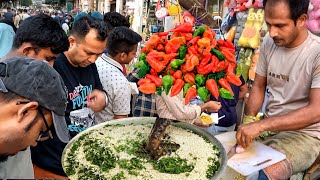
[95,26,142,122]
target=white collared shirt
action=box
[95,53,131,123]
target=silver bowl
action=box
[62,117,227,179]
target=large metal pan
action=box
[61,117,227,179]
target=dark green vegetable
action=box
[77,166,106,180]
[195,74,206,87]
[111,171,125,180]
[154,156,194,174]
[183,83,192,97]
[207,71,226,82]
[193,26,207,37]
[156,86,163,96]
[178,45,187,59]
[162,75,174,95]
[138,64,150,78]
[134,60,146,68]
[197,87,209,102]
[83,139,117,172]
[211,48,225,60]
[206,157,220,179]
[138,53,147,62]
[118,158,145,176]
[219,88,234,99]
[170,59,185,69]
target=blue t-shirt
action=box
[31,53,104,176]
[211,76,245,127]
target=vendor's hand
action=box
[193,119,211,128]
[202,101,221,112]
[87,89,107,112]
[236,121,263,148]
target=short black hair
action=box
[13,13,69,54]
[23,9,27,13]
[0,91,20,103]
[107,26,142,57]
[104,12,130,34]
[263,0,309,24]
[6,7,11,10]
[71,15,107,41]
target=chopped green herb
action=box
[111,171,125,180]
[154,156,194,174]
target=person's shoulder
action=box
[308,32,320,45]
[53,53,68,68]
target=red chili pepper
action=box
[158,32,169,37]
[211,56,220,73]
[199,55,211,67]
[220,48,236,63]
[165,44,181,54]
[227,62,237,73]
[141,47,147,53]
[185,87,197,105]
[159,36,168,45]
[170,79,185,97]
[146,74,162,87]
[146,56,166,73]
[187,46,199,56]
[156,44,165,51]
[173,70,183,79]
[203,28,215,40]
[206,79,219,100]
[181,33,193,41]
[217,61,229,71]
[170,23,193,33]
[164,53,179,62]
[170,32,181,39]
[184,72,195,85]
[226,72,242,86]
[197,61,214,75]
[138,78,152,86]
[145,35,160,52]
[187,36,200,47]
[218,78,234,96]
[185,54,199,72]
[181,64,188,73]
[150,68,158,76]
[138,82,156,94]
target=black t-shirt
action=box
[31,53,103,175]
[211,76,245,127]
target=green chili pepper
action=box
[138,53,147,62]
[170,58,185,69]
[193,26,207,37]
[134,60,145,68]
[178,45,187,59]
[195,74,206,87]
[219,88,234,99]
[197,87,209,102]
[183,83,192,97]
[162,75,174,95]
[211,48,225,60]
[138,64,150,78]
[156,86,163,95]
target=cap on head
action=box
[0,56,70,143]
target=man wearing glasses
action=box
[0,57,69,178]
[0,13,69,179]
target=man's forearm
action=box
[245,83,266,116]
[260,105,320,132]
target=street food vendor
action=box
[236,0,320,179]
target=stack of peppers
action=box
[135,23,242,105]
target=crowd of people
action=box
[0,0,320,179]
